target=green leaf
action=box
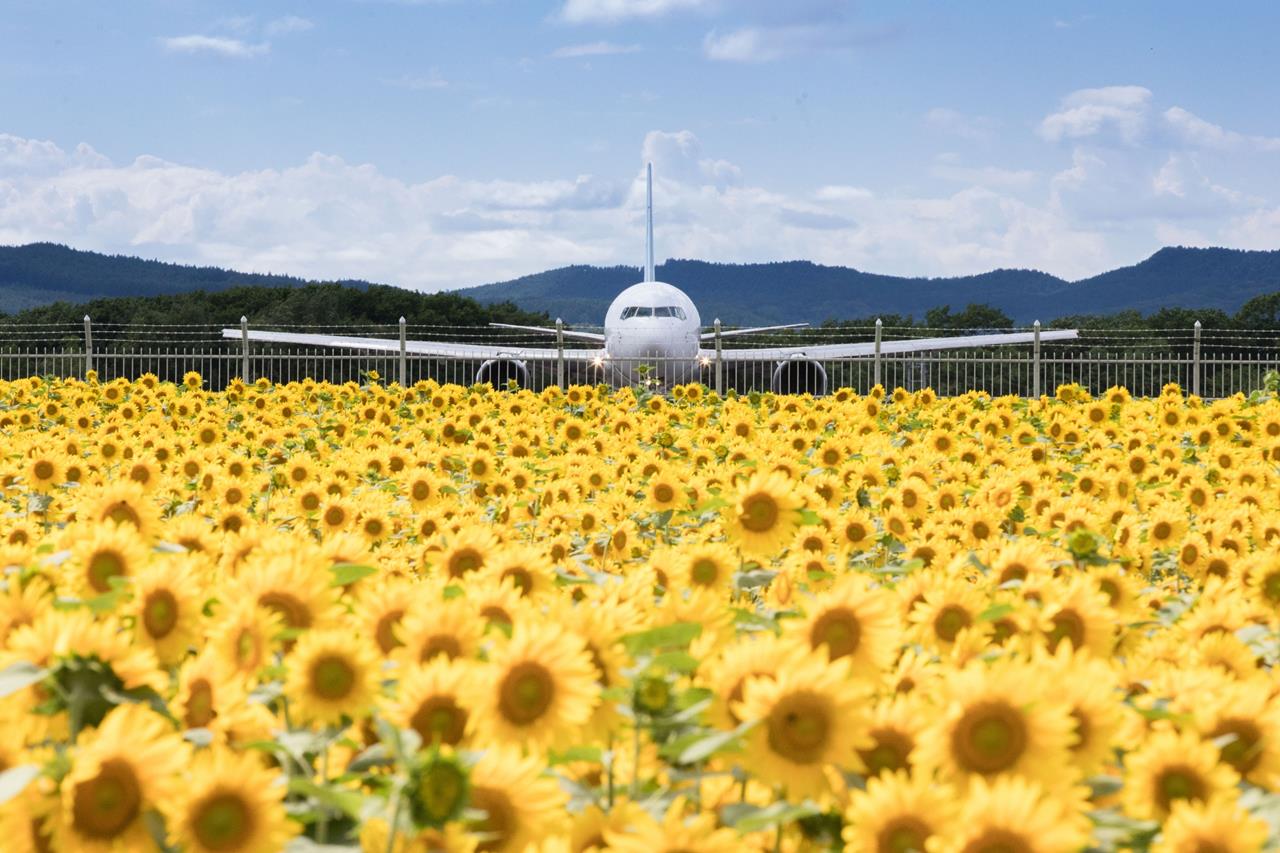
[0,765,40,806]
[978,603,1014,622]
[651,651,700,674]
[287,777,365,821]
[621,621,702,655]
[675,719,757,765]
[549,745,603,765]
[329,563,377,587]
[725,800,820,833]
[0,662,47,698]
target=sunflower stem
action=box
[317,740,330,843]
[384,780,404,853]
[630,716,641,799]
[606,733,615,810]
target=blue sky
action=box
[2,0,1279,291]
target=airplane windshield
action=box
[620,305,685,320]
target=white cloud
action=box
[1163,106,1280,152]
[265,16,314,36]
[559,0,711,24]
[1039,85,1152,144]
[702,21,892,62]
[383,71,449,90]
[924,107,996,142]
[551,41,640,58]
[3,120,1277,294]
[159,35,270,58]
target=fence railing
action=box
[1,317,1277,399]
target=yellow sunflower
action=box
[1151,799,1270,853]
[284,629,381,726]
[465,746,568,852]
[475,621,599,750]
[790,573,899,678]
[131,555,205,665]
[386,659,478,748]
[843,769,957,853]
[932,775,1090,853]
[604,798,740,853]
[722,470,804,558]
[56,704,186,853]
[1121,728,1240,821]
[66,523,151,596]
[160,746,297,853]
[734,647,871,800]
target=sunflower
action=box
[174,652,274,745]
[229,545,339,632]
[66,523,150,596]
[604,799,740,853]
[161,746,296,853]
[396,594,486,664]
[932,775,1090,853]
[722,470,804,558]
[131,555,205,665]
[284,629,381,726]
[672,541,739,593]
[1037,576,1117,657]
[83,482,159,540]
[1191,679,1280,785]
[843,770,957,853]
[790,574,899,678]
[465,746,568,852]
[1121,728,1240,821]
[481,544,555,600]
[208,599,284,679]
[915,658,1076,789]
[856,696,929,778]
[475,621,598,750]
[1151,799,1270,853]
[645,470,687,513]
[434,528,501,580]
[734,647,870,800]
[56,704,186,853]
[386,659,478,748]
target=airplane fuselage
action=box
[600,280,703,384]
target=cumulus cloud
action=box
[1163,106,1280,152]
[551,41,640,58]
[265,16,314,36]
[702,21,895,62]
[159,35,270,58]
[558,0,711,24]
[1039,85,1152,144]
[3,116,1277,293]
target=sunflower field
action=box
[2,372,1280,852]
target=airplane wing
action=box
[699,323,809,341]
[488,322,606,343]
[704,329,1079,362]
[221,329,603,362]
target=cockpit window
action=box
[636,307,653,317]
[621,305,685,320]
[654,306,672,318]
[672,306,687,320]
[620,307,637,319]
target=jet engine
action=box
[771,357,828,396]
[475,358,530,389]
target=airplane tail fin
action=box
[645,162,655,283]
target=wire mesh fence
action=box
[1,319,1277,398]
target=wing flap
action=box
[707,329,1079,362]
[221,329,602,362]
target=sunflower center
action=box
[1069,709,1091,753]
[192,793,254,851]
[1152,521,1172,541]
[1263,572,1280,604]
[72,759,141,840]
[103,501,141,528]
[740,493,780,533]
[185,679,216,729]
[374,609,406,653]
[690,558,720,586]
[877,817,932,853]
[497,662,554,726]
[142,589,179,639]
[810,607,861,660]
[412,481,431,501]
[934,605,972,642]
[448,548,483,577]
[952,701,1027,774]
[1155,765,1207,812]
[421,635,462,662]
[87,549,126,593]
[1212,719,1262,774]
[310,655,357,701]
[470,786,516,853]
[766,691,831,764]
[1047,610,1085,652]
[653,484,675,504]
[959,829,1033,853]
[501,569,533,596]
[413,759,468,826]
[235,628,263,671]
[33,460,55,481]
[410,697,469,747]
[858,728,914,776]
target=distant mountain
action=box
[0,243,373,314]
[3,242,1280,326]
[454,248,1280,325]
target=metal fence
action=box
[1,317,1277,399]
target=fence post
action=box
[873,318,882,388]
[398,316,408,388]
[555,318,565,389]
[713,318,724,396]
[1192,320,1202,397]
[1032,320,1042,398]
[83,315,93,378]
[240,316,250,382]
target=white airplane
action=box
[225,164,1078,394]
